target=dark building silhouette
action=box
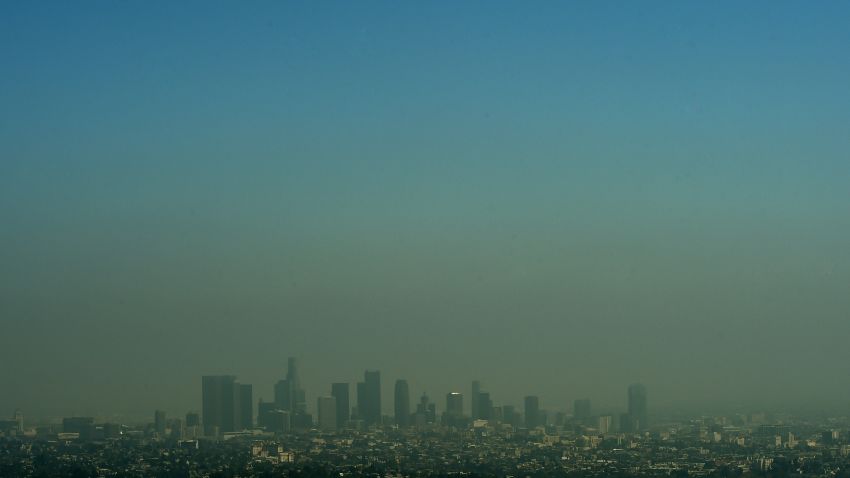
[524,395,541,428]
[357,370,381,425]
[503,405,519,427]
[471,381,481,419]
[331,382,350,427]
[63,417,95,440]
[154,410,166,435]
[573,399,591,423]
[274,379,290,410]
[286,357,306,414]
[317,396,337,430]
[202,375,239,436]
[394,379,410,427]
[477,392,493,420]
[239,384,253,429]
[414,392,436,426]
[627,383,648,431]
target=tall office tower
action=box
[414,393,436,426]
[394,380,411,427]
[274,379,290,410]
[627,383,648,431]
[471,381,481,419]
[154,410,167,435]
[317,396,337,431]
[573,399,592,423]
[239,384,253,429]
[444,392,464,427]
[503,405,517,427]
[331,383,350,426]
[524,395,541,428]
[14,409,23,433]
[446,392,463,417]
[202,375,239,436]
[286,357,307,413]
[598,415,613,434]
[478,392,493,420]
[357,370,381,425]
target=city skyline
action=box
[4,0,850,423]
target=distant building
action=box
[239,384,253,429]
[414,393,436,426]
[524,396,540,428]
[202,375,239,436]
[63,417,95,440]
[471,381,481,419]
[331,383,350,427]
[598,415,613,434]
[357,370,381,426]
[317,396,337,431]
[154,410,167,435]
[14,409,23,433]
[444,392,464,427]
[574,399,591,423]
[394,380,410,427]
[503,405,518,427]
[477,392,493,420]
[627,383,648,431]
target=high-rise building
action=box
[274,379,290,410]
[14,409,23,433]
[394,379,410,427]
[357,370,381,425]
[240,384,253,429]
[317,396,337,431]
[524,396,541,428]
[154,410,167,435]
[286,357,307,414]
[471,381,481,419]
[414,393,436,426]
[446,392,463,417]
[574,399,592,423]
[202,375,239,436]
[444,392,465,427]
[627,383,648,431]
[331,383,350,427]
[63,417,95,440]
[503,405,518,427]
[598,415,613,434]
[477,392,493,420]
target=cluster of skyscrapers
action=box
[200,357,649,437]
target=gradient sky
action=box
[2,1,850,421]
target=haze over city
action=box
[3,0,850,423]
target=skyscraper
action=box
[471,380,481,419]
[154,410,166,435]
[524,395,540,428]
[331,382,350,427]
[477,392,493,420]
[202,375,239,436]
[317,396,337,431]
[274,379,290,410]
[573,399,591,423]
[239,383,253,429]
[446,392,463,417]
[286,357,306,414]
[627,383,648,431]
[358,370,381,425]
[394,379,410,427]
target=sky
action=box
[2,1,850,422]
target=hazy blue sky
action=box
[2,1,850,421]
